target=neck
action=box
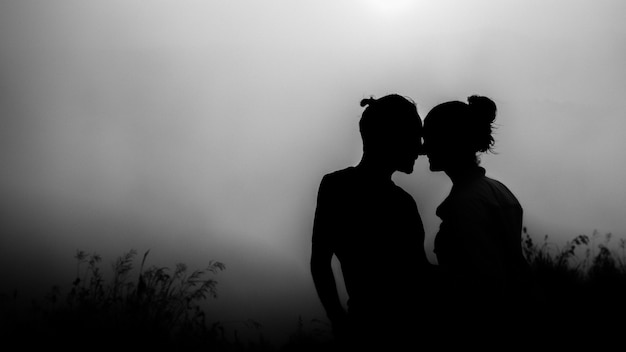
[358,154,394,181]
[444,162,481,184]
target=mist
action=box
[1,0,625,342]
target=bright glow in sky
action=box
[366,0,417,15]
[1,0,625,342]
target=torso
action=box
[314,166,427,314]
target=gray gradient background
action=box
[1,0,625,342]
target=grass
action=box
[1,249,234,351]
[0,249,332,351]
[522,227,626,296]
[521,228,626,342]
[3,229,626,350]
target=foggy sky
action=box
[1,0,625,342]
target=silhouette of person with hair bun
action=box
[311,95,433,349]
[423,95,535,346]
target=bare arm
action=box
[310,242,346,322]
[310,176,347,325]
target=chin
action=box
[428,161,443,172]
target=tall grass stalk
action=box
[522,228,626,339]
[13,249,227,351]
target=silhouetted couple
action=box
[311,95,536,349]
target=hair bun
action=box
[468,95,497,123]
[360,97,377,108]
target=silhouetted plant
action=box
[522,228,626,281]
[18,249,227,351]
[521,227,626,335]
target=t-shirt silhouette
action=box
[312,165,428,326]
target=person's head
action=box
[359,94,422,174]
[423,95,497,172]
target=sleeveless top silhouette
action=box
[434,166,531,314]
[312,165,428,324]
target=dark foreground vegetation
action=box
[2,228,626,351]
[520,228,626,346]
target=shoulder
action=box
[438,175,521,217]
[484,176,519,198]
[316,167,358,197]
[319,167,356,189]
[481,176,522,212]
[322,166,356,182]
[462,174,520,204]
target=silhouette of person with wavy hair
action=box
[422,95,535,346]
[311,94,432,349]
